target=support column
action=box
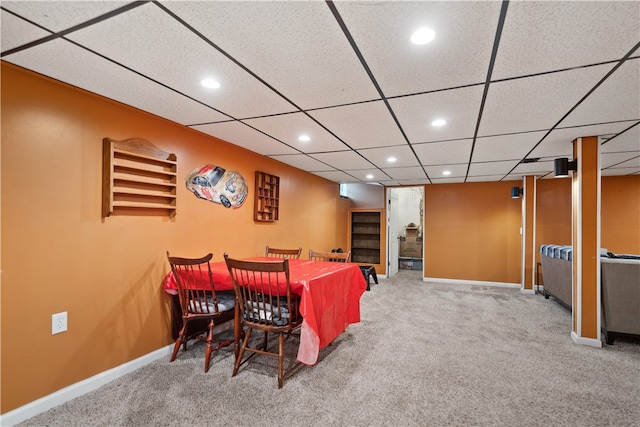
[571,136,601,347]
[521,176,536,294]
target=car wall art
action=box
[185,164,248,209]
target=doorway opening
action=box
[386,186,424,278]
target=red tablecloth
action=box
[163,258,367,365]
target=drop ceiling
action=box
[2,1,639,185]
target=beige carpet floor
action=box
[17,270,640,426]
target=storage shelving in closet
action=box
[348,208,386,274]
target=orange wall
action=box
[535,178,573,258]
[601,176,640,254]
[536,176,640,258]
[424,181,522,283]
[0,63,352,413]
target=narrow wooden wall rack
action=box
[254,171,280,222]
[102,138,177,217]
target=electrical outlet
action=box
[52,312,68,335]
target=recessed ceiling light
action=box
[411,27,436,45]
[200,79,220,89]
[298,135,311,142]
[366,174,374,179]
[387,157,397,163]
[431,118,447,127]
[443,170,451,176]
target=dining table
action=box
[163,257,368,365]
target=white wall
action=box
[343,183,384,208]
[396,187,424,236]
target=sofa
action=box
[601,257,640,344]
[539,245,573,308]
[539,244,640,344]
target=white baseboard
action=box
[571,331,602,348]
[0,344,173,426]
[423,277,520,289]
[520,288,535,294]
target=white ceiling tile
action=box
[413,140,472,165]
[493,1,640,79]
[270,154,334,172]
[1,1,131,32]
[3,39,229,125]
[1,10,51,52]
[65,4,296,120]
[601,167,640,176]
[601,125,640,153]
[389,86,484,143]
[423,164,467,180]
[530,123,637,159]
[244,113,349,153]
[192,121,297,156]
[3,1,638,186]
[357,145,421,169]
[606,155,640,168]
[473,132,547,162]
[429,177,466,184]
[527,138,573,160]
[377,180,401,186]
[512,160,555,176]
[307,101,405,149]
[480,64,611,136]
[395,180,427,186]
[382,167,427,181]
[312,170,357,183]
[335,1,502,96]
[561,59,640,128]
[468,160,520,177]
[466,175,510,183]
[311,151,374,170]
[163,1,379,110]
[602,153,640,169]
[344,169,391,182]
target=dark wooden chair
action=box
[309,249,351,263]
[166,252,235,373]
[265,245,302,259]
[224,254,303,388]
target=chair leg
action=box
[277,333,285,389]
[170,321,188,362]
[263,331,269,350]
[233,328,252,377]
[204,320,214,373]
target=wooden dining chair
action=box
[224,254,303,388]
[166,252,235,373]
[265,245,302,259]
[309,249,352,263]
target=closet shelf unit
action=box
[348,208,386,275]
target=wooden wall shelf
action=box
[348,208,386,274]
[103,138,177,217]
[254,171,280,222]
